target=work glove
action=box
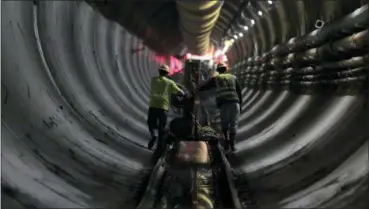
[176,95,183,102]
[180,94,189,102]
[183,92,191,100]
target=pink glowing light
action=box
[153,55,183,75]
[214,49,222,57]
[154,55,167,65]
[219,54,228,62]
[169,56,183,75]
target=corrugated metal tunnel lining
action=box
[1,0,368,208]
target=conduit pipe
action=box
[176,1,223,55]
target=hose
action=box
[176,1,223,55]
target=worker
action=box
[147,65,186,150]
[197,63,242,152]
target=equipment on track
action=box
[137,57,253,209]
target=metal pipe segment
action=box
[176,0,223,55]
[1,1,368,209]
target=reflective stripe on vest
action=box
[215,74,238,100]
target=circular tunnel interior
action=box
[1,0,369,208]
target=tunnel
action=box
[1,0,369,208]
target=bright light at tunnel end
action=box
[185,53,192,60]
[215,49,222,57]
[183,38,235,63]
[184,48,229,65]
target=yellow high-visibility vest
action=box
[149,76,181,110]
[214,74,238,102]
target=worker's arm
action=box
[235,79,243,111]
[198,77,216,91]
[170,81,185,96]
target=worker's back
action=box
[149,76,177,110]
[214,73,239,105]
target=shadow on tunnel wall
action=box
[85,0,183,55]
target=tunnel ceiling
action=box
[86,0,183,55]
[2,0,368,209]
[211,0,245,43]
[86,0,368,59]
[225,0,369,63]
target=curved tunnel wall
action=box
[2,1,157,208]
[226,2,369,207]
[227,0,368,61]
[1,1,369,209]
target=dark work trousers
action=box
[219,102,240,150]
[147,107,168,149]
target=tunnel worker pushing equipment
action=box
[147,65,185,150]
[197,63,242,152]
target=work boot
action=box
[229,134,237,152]
[148,136,157,150]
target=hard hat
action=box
[216,63,227,72]
[158,65,170,73]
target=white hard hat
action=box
[158,65,170,73]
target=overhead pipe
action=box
[239,25,369,92]
[266,4,369,58]
[293,4,369,51]
[245,27,369,73]
[176,1,223,55]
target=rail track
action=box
[136,126,246,209]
